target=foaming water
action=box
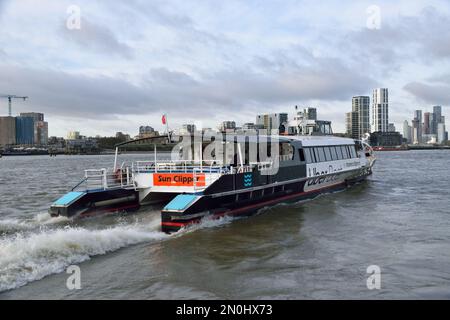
[0,205,239,292]
[178,215,236,235]
[0,222,168,292]
[0,212,70,234]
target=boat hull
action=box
[49,188,140,218]
[161,168,371,233]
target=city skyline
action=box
[1,94,449,141]
[1,1,450,136]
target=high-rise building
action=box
[0,116,16,146]
[179,124,196,135]
[19,112,48,145]
[388,123,396,132]
[35,121,48,145]
[347,96,370,140]
[403,120,412,144]
[15,116,34,145]
[372,88,389,132]
[256,113,288,133]
[345,111,358,139]
[423,112,430,135]
[19,112,44,122]
[219,121,236,132]
[411,119,420,144]
[437,123,446,144]
[413,110,423,143]
[433,106,442,122]
[430,106,442,135]
[242,123,257,130]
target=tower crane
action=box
[0,94,28,116]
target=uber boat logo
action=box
[66,265,81,290]
[366,265,381,290]
[243,173,253,187]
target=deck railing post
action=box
[102,169,107,190]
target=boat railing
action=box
[72,167,135,191]
[133,159,275,176]
[133,160,226,174]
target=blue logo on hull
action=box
[243,173,253,187]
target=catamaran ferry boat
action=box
[49,132,375,233]
[49,107,375,232]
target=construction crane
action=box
[0,94,29,116]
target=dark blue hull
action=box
[161,171,369,233]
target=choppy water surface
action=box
[0,151,449,299]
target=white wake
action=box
[0,223,167,292]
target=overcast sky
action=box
[1,0,449,137]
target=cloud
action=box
[60,18,133,59]
[0,58,375,122]
[0,65,148,117]
[341,6,450,75]
[0,0,8,20]
[1,1,450,135]
[404,81,450,105]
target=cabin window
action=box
[304,148,312,163]
[350,145,357,158]
[298,148,306,162]
[341,146,349,159]
[316,147,326,162]
[324,147,332,161]
[337,147,343,160]
[310,148,318,163]
[341,146,348,159]
[313,147,319,162]
[279,142,294,161]
[331,146,338,160]
[347,145,353,158]
[337,146,342,159]
[346,146,353,158]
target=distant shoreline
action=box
[0,150,173,157]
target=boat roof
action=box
[114,133,355,148]
[216,134,355,146]
[280,135,356,147]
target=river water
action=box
[0,151,449,299]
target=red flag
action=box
[162,114,166,125]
